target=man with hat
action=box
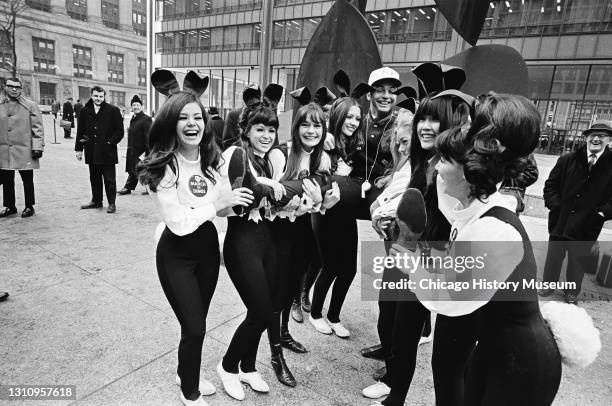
[540,119,612,304]
[118,95,152,195]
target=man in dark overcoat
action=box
[118,95,152,195]
[74,86,124,213]
[540,119,612,304]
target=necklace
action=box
[362,112,393,198]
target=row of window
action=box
[156,23,262,53]
[482,0,612,37]
[366,7,452,44]
[0,35,146,85]
[156,0,262,21]
[26,0,146,36]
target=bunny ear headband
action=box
[151,69,209,97]
[289,86,336,108]
[243,83,284,110]
[332,69,373,100]
[412,62,466,100]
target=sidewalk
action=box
[0,118,610,405]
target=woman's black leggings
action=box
[156,222,220,400]
[222,216,283,373]
[310,176,383,323]
[273,215,317,312]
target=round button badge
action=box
[189,175,208,197]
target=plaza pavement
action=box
[0,116,611,405]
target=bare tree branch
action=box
[0,0,29,76]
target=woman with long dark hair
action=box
[217,100,328,399]
[271,102,340,355]
[139,86,253,406]
[307,95,366,338]
[364,92,472,405]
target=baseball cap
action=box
[368,67,401,88]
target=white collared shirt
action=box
[587,148,605,165]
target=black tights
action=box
[156,223,220,400]
[222,217,284,373]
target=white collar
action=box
[587,148,605,161]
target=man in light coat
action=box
[0,77,45,218]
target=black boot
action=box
[300,275,312,313]
[268,313,297,387]
[290,299,303,323]
[281,308,307,353]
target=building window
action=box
[107,52,124,83]
[108,90,125,107]
[32,37,56,74]
[365,6,451,43]
[39,82,56,105]
[26,0,51,12]
[73,45,93,79]
[481,0,612,38]
[0,32,12,72]
[133,0,147,36]
[102,0,120,29]
[67,0,88,21]
[155,0,261,21]
[273,18,320,48]
[137,57,147,87]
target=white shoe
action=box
[309,314,332,334]
[362,381,391,399]
[418,334,433,346]
[216,361,245,401]
[329,321,350,338]
[179,392,209,406]
[239,369,270,393]
[175,374,216,396]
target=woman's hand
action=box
[302,178,322,205]
[375,175,392,189]
[282,195,300,211]
[214,187,253,212]
[322,181,340,209]
[372,217,391,239]
[270,181,286,201]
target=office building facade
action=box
[152,0,612,153]
[1,0,147,110]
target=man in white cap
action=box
[346,67,401,193]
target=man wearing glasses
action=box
[0,77,45,218]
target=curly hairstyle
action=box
[138,92,218,192]
[436,93,541,201]
[238,103,279,177]
[390,109,413,172]
[328,97,363,161]
[281,103,327,181]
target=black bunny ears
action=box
[243,84,284,110]
[412,63,466,99]
[151,69,209,97]
[289,86,336,107]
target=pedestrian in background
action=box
[51,99,60,119]
[118,95,152,195]
[0,77,45,218]
[75,86,124,214]
[206,106,224,148]
[62,97,75,139]
[540,119,612,304]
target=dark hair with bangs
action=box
[328,97,363,160]
[138,91,217,192]
[282,103,327,181]
[238,103,279,177]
